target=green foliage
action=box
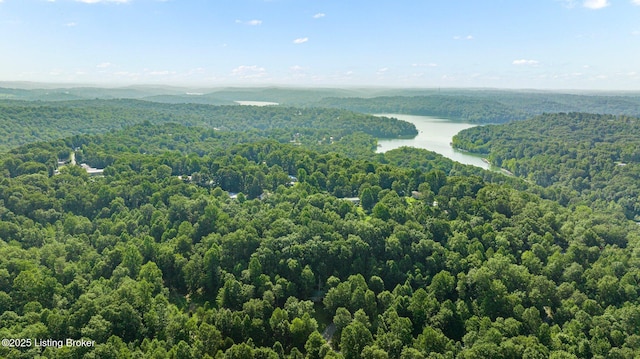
[0,99,417,153]
[319,95,525,123]
[453,112,640,220]
[317,92,640,123]
[0,102,639,358]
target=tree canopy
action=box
[453,112,640,220]
[1,101,640,358]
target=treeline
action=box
[316,93,640,124]
[5,85,640,119]
[318,96,525,123]
[0,99,417,152]
[473,91,640,118]
[0,122,639,358]
[452,112,640,220]
[0,121,386,181]
[0,85,359,104]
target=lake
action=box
[235,100,279,106]
[375,114,490,170]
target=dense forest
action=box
[316,94,640,123]
[452,112,640,221]
[319,90,640,123]
[0,100,416,153]
[317,96,526,123]
[1,100,640,358]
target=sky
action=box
[1,0,640,90]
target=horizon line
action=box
[2,80,640,94]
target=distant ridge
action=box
[2,84,640,122]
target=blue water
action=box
[375,114,489,170]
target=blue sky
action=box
[1,0,639,89]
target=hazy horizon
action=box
[4,81,640,95]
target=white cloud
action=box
[113,71,139,79]
[293,37,308,44]
[65,22,77,27]
[513,59,540,66]
[558,0,578,8]
[186,67,204,75]
[313,13,325,19]
[633,0,640,5]
[287,65,309,81]
[76,0,131,3]
[412,63,438,67]
[231,65,267,79]
[583,0,610,9]
[559,0,611,9]
[235,19,262,26]
[147,70,175,76]
[96,62,112,68]
[453,35,474,40]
